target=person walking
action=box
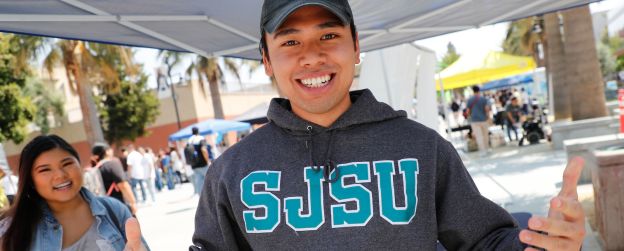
[159,148,175,190]
[126,144,147,204]
[169,146,184,184]
[466,85,492,156]
[139,147,157,203]
[91,143,138,215]
[185,127,212,196]
[0,166,18,205]
[505,97,522,142]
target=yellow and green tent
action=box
[436,51,536,90]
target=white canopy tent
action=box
[0,0,599,60]
[358,43,439,132]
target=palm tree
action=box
[561,6,607,120]
[502,17,545,67]
[186,56,241,119]
[43,40,136,146]
[544,12,571,120]
[157,50,187,129]
[545,6,608,121]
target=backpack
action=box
[184,138,208,167]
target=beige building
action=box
[3,66,277,171]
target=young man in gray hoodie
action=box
[185,1,587,250]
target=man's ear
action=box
[262,49,273,77]
[354,32,361,64]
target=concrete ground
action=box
[462,142,602,251]
[134,183,199,251]
[135,141,603,250]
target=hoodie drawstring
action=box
[306,126,340,183]
[306,126,320,173]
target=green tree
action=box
[0,34,35,144]
[97,74,160,146]
[597,42,616,80]
[438,42,460,71]
[0,85,34,144]
[43,40,137,146]
[22,78,65,134]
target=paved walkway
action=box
[135,142,602,250]
[461,142,601,250]
[135,183,199,251]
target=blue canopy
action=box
[481,73,534,91]
[168,119,251,141]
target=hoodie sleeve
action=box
[435,139,526,251]
[190,162,251,251]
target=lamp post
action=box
[169,74,183,129]
[158,69,182,129]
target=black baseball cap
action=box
[260,0,354,34]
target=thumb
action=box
[559,157,584,199]
[124,217,146,251]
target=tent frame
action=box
[0,0,583,58]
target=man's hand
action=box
[519,157,586,251]
[124,217,147,251]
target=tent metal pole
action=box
[0,14,115,22]
[211,44,259,57]
[479,0,552,26]
[438,72,453,141]
[59,0,259,58]
[207,18,259,43]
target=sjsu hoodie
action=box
[191,89,524,250]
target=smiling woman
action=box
[0,135,150,251]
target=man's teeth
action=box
[301,75,331,88]
[54,181,72,189]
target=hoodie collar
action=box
[267,89,406,132]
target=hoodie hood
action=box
[267,89,406,132]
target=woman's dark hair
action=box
[1,135,80,251]
[91,142,110,163]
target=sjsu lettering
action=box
[240,159,419,233]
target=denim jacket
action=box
[1,188,150,251]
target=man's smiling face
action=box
[262,5,360,126]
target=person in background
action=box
[119,147,129,173]
[91,143,138,215]
[0,166,18,205]
[81,158,106,196]
[505,97,522,142]
[126,144,147,204]
[0,170,9,209]
[186,127,211,196]
[169,146,184,184]
[0,135,149,251]
[159,148,175,190]
[139,147,156,203]
[466,85,492,157]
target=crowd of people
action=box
[450,86,546,155]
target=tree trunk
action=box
[207,74,225,119]
[562,6,608,120]
[545,12,571,120]
[72,63,105,146]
